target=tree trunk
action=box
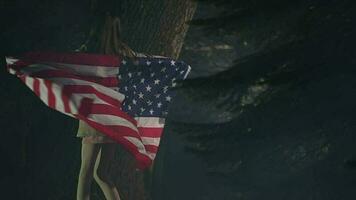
[87,1,197,200]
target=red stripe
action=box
[20,75,26,82]
[22,51,122,67]
[31,69,119,87]
[144,145,159,153]
[6,60,35,71]
[33,78,40,96]
[61,86,71,113]
[62,85,121,107]
[44,80,56,108]
[138,127,164,137]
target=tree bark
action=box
[86,1,197,200]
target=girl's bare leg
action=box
[94,143,121,200]
[77,141,101,200]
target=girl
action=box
[75,14,136,200]
[76,121,121,200]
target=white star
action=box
[122,60,127,65]
[170,60,176,66]
[154,79,160,85]
[163,86,169,93]
[158,60,163,64]
[118,74,122,79]
[133,99,137,104]
[137,71,142,76]
[140,107,145,112]
[138,92,144,99]
[155,94,161,98]
[128,72,132,78]
[146,85,152,92]
[133,85,137,89]
[175,68,178,71]
[172,82,177,87]
[161,67,166,72]
[128,105,132,110]
[157,102,162,108]
[124,86,128,91]
[146,60,151,66]
[140,78,145,83]
[180,70,185,74]
[166,96,172,102]
[150,72,155,77]
[147,100,152,105]
[149,109,154,114]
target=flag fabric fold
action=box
[5,51,191,170]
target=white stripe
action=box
[134,117,165,128]
[141,137,160,146]
[25,77,34,90]
[8,67,17,75]
[48,78,125,102]
[5,57,19,65]
[146,152,156,160]
[88,114,138,132]
[51,83,65,113]
[20,62,118,77]
[38,79,48,105]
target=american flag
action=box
[5,51,191,169]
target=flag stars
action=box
[137,71,142,76]
[155,94,161,98]
[140,78,145,83]
[122,60,127,65]
[158,60,163,64]
[170,60,176,66]
[133,99,137,105]
[124,86,128,91]
[157,102,162,108]
[146,85,152,92]
[138,92,144,99]
[147,100,152,106]
[146,60,151,66]
[140,107,145,112]
[128,72,132,78]
[180,70,185,74]
[166,96,172,102]
[150,72,155,77]
[149,109,154,114]
[133,85,137,89]
[154,79,160,85]
[161,67,166,72]
[128,105,132,110]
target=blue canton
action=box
[117,56,190,118]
